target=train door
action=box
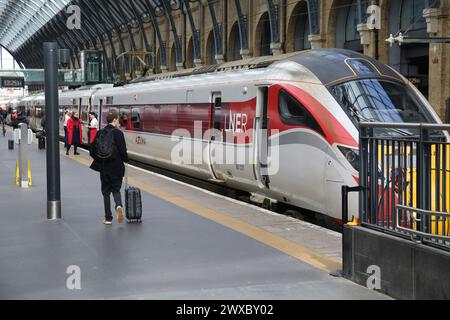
[254,85,270,189]
[97,99,103,129]
[80,97,91,144]
[208,92,226,181]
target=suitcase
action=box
[124,165,142,223]
[38,137,45,150]
[8,139,14,150]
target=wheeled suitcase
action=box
[124,165,142,223]
[8,139,14,150]
[38,137,45,150]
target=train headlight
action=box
[337,146,360,172]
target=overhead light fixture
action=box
[154,6,164,17]
[170,0,180,10]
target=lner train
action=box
[24,49,445,223]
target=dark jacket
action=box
[89,125,129,177]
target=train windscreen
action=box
[331,79,435,125]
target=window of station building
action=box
[278,89,325,136]
[400,0,426,32]
[228,23,242,61]
[345,0,361,43]
[333,0,367,53]
[259,14,272,56]
[293,4,311,51]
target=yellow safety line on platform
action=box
[66,152,342,273]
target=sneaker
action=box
[103,219,112,225]
[116,206,124,224]
[74,152,80,155]
[66,151,69,156]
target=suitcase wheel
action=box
[126,219,142,223]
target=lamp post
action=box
[43,42,70,220]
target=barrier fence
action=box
[358,122,450,251]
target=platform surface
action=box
[0,132,389,299]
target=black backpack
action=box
[95,127,117,160]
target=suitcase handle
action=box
[125,163,129,189]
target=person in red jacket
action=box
[87,112,98,145]
[66,111,83,155]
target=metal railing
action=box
[359,122,450,251]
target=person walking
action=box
[0,112,5,137]
[87,112,99,145]
[63,111,70,149]
[66,111,82,155]
[89,111,129,225]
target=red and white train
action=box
[18,49,445,223]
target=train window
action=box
[278,90,325,136]
[119,107,131,130]
[214,97,222,131]
[131,107,142,130]
[346,59,377,76]
[192,104,213,135]
[159,105,178,135]
[80,106,89,123]
[101,107,112,127]
[143,105,159,133]
[331,79,434,125]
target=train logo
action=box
[135,136,146,145]
[225,111,248,133]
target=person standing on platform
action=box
[87,112,99,145]
[63,110,70,149]
[89,111,129,225]
[66,111,82,156]
[11,110,18,129]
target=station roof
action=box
[0,0,70,52]
[0,0,175,70]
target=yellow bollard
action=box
[28,160,32,187]
[346,217,360,226]
[15,160,19,186]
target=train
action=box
[7,49,447,224]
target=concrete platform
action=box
[0,132,390,299]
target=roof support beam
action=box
[82,0,118,74]
[233,0,249,54]
[139,0,167,70]
[181,0,201,64]
[206,0,223,61]
[124,0,153,69]
[159,0,183,69]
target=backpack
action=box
[95,127,118,160]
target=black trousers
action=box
[64,127,68,149]
[66,144,78,154]
[100,171,123,221]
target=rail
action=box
[358,122,450,251]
